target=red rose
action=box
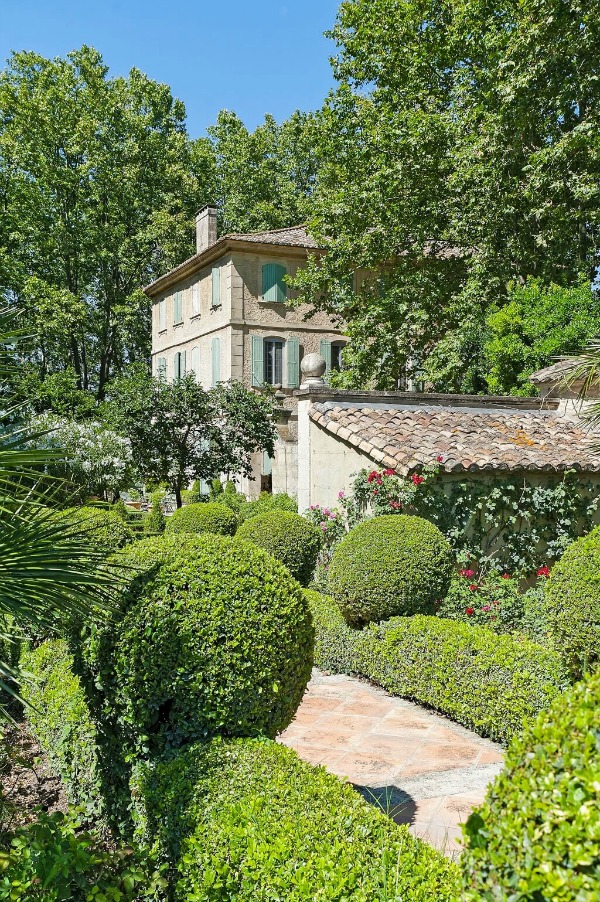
[469,584,478,591]
[459,568,476,578]
[383,468,396,476]
[411,473,425,486]
[536,566,550,578]
[436,455,444,463]
[466,607,475,615]
[501,573,511,579]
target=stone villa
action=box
[145,206,345,495]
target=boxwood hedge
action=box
[328,515,454,624]
[236,510,321,586]
[20,640,105,821]
[59,506,133,552]
[306,592,568,743]
[545,526,600,678]
[462,672,600,900]
[132,738,459,901]
[165,502,237,536]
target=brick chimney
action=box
[195,204,218,254]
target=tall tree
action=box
[206,109,321,234]
[294,0,600,390]
[0,46,217,403]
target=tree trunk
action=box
[175,483,183,508]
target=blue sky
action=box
[0,0,340,137]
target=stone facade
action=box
[145,209,344,498]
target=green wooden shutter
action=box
[181,350,186,376]
[286,337,300,388]
[320,340,332,383]
[262,263,287,302]
[157,356,167,379]
[251,336,264,387]
[211,337,220,387]
[174,291,183,323]
[158,299,166,331]
[212,266,221,307]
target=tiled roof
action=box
[227,225,321,249]
[309,401,600,474]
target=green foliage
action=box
[20,641,105,820]
[109,537,313,758]
[0,811,164,902]
[104,369,276,508]
[112,499,130,523]
[0,46,214,404]
[462,673,600,900]
[60,506,133,553]
[132,737,459,901]
[328,515,454,624]
[438,568,526,633]
[482,280,600,395]
[305,592,568,743]
[238,491,298,522]
[545,527,600,679]
[143,500,165,535]
[207,110,320,234]
[236,511,321,586]
[166,502,237,536]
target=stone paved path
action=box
[279,670,504,856]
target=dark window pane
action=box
[264,340,283,385]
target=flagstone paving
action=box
[278,669,504,857]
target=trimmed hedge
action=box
[236,510,321,586]
[462,672,600,900]
[59,506,133,552]
[328,515,454,624]
[306,591,568,743]
[20,640,105,820]
[133,738,459,901]
[545,526,600,678]
[165,502,237,536]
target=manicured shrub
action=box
[305,592,568,743]
[0,811,162,901]
[20,640,105,820]
[544,526,600,678]
[165,502,237,536]
[59,506,133,552]
[328,514,454,624]
[462,672,600,900]
[142,499,165,535]
[238,491,298,522]
[132,738,459,901]
[236,511,321,585]
[81,536,313,766]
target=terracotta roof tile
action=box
[309,402,600,474]
[226,225,321,249]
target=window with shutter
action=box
[320,340,332,383]
[173,351,186,380]
[264,339,284,385]
[156,356,167,379]
[158,299,166,331]
[286,337,300,388]
[211,267,221,307]
[190,347,200,380]
[262,264,287,303]
[211,338,221,387]
[173,291,183,324]
[251,336,264,387]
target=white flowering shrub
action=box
[35,416,134,502]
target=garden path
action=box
[278,670,504,857]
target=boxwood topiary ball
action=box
[165,502,237,536]
[111,535,314,756]
[328,515,454,624]
[545,526,600,679]
[461,672,600,900]
[236,511,322,586]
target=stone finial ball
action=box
[300,353,327,379]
